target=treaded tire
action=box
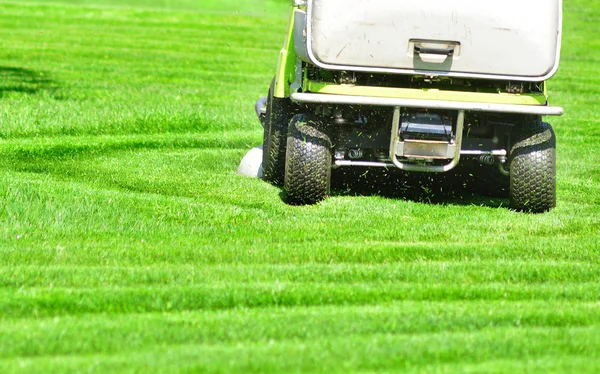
[284,114,332,205]
[262,79,292,186]
[509,121,556,213]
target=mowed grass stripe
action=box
[1,302,599,357]
[2,282,600,318]
[0,0,289,16]
[428,356,600,374]
[0,5,285,58]
[1,327,599,373]
[2,238,599,268]
[0,16,286,43]
[2,262,600,288]
[0,104,262,137]
[0,1,288,22]
[4,42,278,68]
[0,131,261,156]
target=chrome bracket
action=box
[388,107,465,173]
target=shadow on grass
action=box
[0,66,58,97]
[279,166,509,209]
[1,136,264,205]
[2,135,257,162]
[337,167,509,209]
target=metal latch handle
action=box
[411,40,461,63]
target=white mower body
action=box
[305,0,562,81]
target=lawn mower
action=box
[243,0,563,212]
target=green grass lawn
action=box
[1,0,599,372]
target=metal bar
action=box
[291,92,564,116]
[461,149,507,156]
[334,149,507,169]
[334,160,394,168]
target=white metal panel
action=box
[307,0,562,81]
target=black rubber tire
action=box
[262,79,292,186]
[509,120,556,213]
[284,114,332,205]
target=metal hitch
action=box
[389,107,465,172]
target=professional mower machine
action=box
[239,0,563,212]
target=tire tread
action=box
[285,115,332,205]
[509,120,556,213]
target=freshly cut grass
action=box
[0,0,599,373]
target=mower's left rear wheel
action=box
[284,114,332,205]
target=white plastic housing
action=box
[306,0,562,81]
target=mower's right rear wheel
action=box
[262,79,292,186]
[509,120,556,213]
[284,114,332,205]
